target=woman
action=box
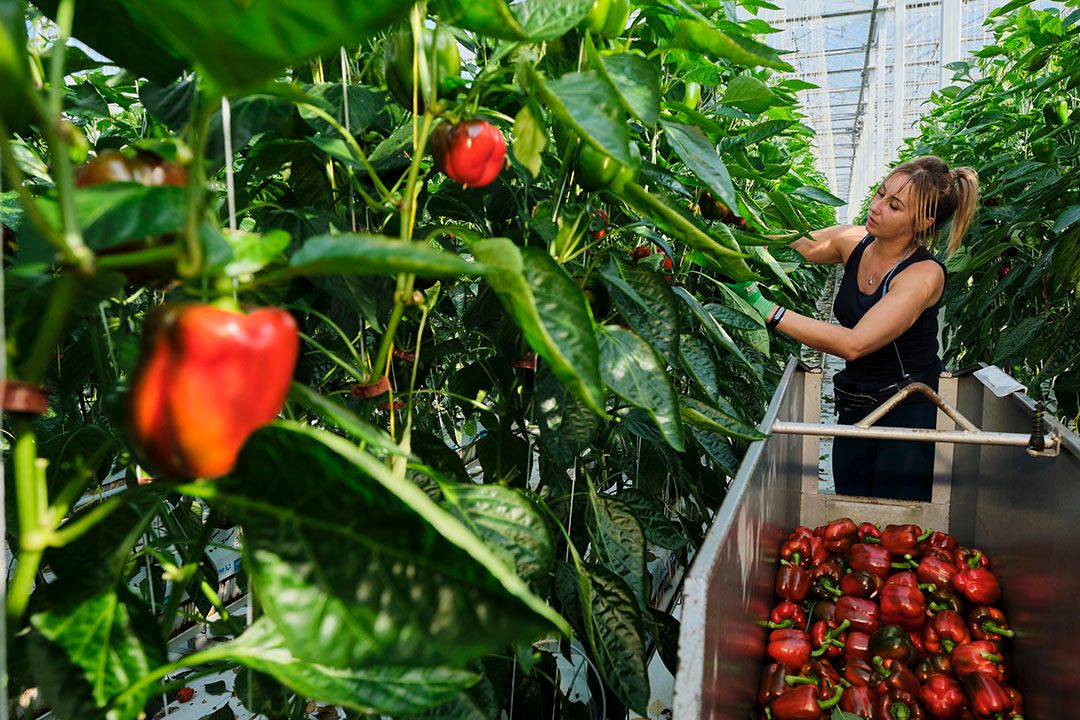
[736,156,979,501]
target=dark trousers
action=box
[832,385,936,502]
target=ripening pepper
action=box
[836,596,881,634]
[951,640,1006,683]
[967,606,1015,641]
[875,688,924,720]
[840,685,877,719]
[919,674,966,720]
[822,517,859,553]
[841,570,884,599]
[758,662,790,705]
[810,559,844,599]
[770,600,808,630]
[880,524,932,558]
[845,630,872,661]
[868,624,918,666]
[129,304,299,479]
[913,652,954,683]
[383,24,460,111]
[845,658,875,688]
[848,543,893,578]
[582,0,630,38]
[770,684,843,720]
[924,610,971,654]
[917,554,959,588]
[873,657,921,697]
[776,563,811,601]
[575,140,641,193]
[767,628,812,670]
[879,582,927,631]
[430,119,506,188]
[953,566,1002,605]
[964,674,1013,720]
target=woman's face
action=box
[866,173,921,241]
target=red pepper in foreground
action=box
[770,600,808,630]
[758,662,790,705]
[821,517,859,553]
[776,563,811,601]
[951,640,1006,683]
[875,688,924,720]
[953,567,1001,605]
[967,605,1015,641]
[880,580,927,630]
[809,618,849,659]
[848,543,893,578]
[836,596,882,634]
[880,523,931,558]
[919,674,966,720]
[767,628,812,670]
[917,554,959,588]
[924,610,971,654]
[964,674,1013,720]
[770,684,843,720]
[810,559,844,599]
[431,119,506,188]
[841,570,884,599]
[129,304,299,478]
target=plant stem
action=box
[95,244,179,270]
[7,419,44,622]
[20,271,76,383]
[178,94,216,279]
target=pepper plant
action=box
[0,0,839,717]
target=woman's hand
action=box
[730,282,778,321]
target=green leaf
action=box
[705,302,761,332]
[575,563,650,714]
[993,315,1046,364]
[1054,205,1080,235]
[670,20,793,72]
[206,93,295,170]
[740,119,797,145]
[680,396,765,440]
[213,423,568,671]
[597,325,684,452]
[300,83,386,136]
[722,75,777,115]
[441,484,555,592]
[673,286,753,370]
[473,238,607,417]
[598,257,681,366]
[117,0,412,92]
[289,234,480,278]
[212,229,290,277]
[791,185,846,207]
[617,490,687,551]
[431,0,593,41]
[30,590,167,718]
[193,619,478,715]
[596,52,661,129]
[512,103,546,178]
[535,363,601,468]
[404,669,498,719]
[679,335,721,398]
[691,428,741,476]
[749,245,796,292]
[588,489,648,609]
[528,67,631,166]
[662,121,737,214]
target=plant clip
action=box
[350,375,391,398]
[1,381,49,415]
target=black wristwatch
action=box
[767,306,786,328]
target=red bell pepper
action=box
[951,640,1006,683]
[907,628,926,653]
[844,657,876,687]
[840,685,877,719]
[874,687,925,720]
[928,585,964,614]
[868,624,918,666]
[924,610,971,654]
[844,630,872,661]
[880,523,932,558]
[770,600,808,630]
[954,547,989,569]
[963,674,1013,720]
[129,303,299,479]
[967,606,1015,641]
[913,652,954,683]
[811,600,836,623]
[836,596,881,634]
[789,526,815,541]
[917,554,959,588]
[858,522,882,542]
[809,618,849,659]
[806,535,830,568]
[770,684,843,720]
[926,530,958,554]
[919,674,966,720]
[848,543,893,578]
[776,563,811,602]
[841,570,884,599]
[781,536,812,566]
[880,582,927,631]
[768,628,812,670]
[810,559,844,599]
[822,517,859,553]
[1004,686,1023,717]
[758,662,790,705]
[953,567,1001,605]
[430,118,506,188]
[797,658,845,693]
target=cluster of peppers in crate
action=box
[758,519,1023,720]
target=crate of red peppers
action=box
[757,518,1023,720]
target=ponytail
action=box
[947,167,979,255]
[886,156,979,256]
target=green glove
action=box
[730,281,777,320]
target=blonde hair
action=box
[884,156,979,255]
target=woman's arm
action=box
[771,263,944,361]
[787,224,867,265]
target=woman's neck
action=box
[870,233,917,264]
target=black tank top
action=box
[832,235,946,392]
